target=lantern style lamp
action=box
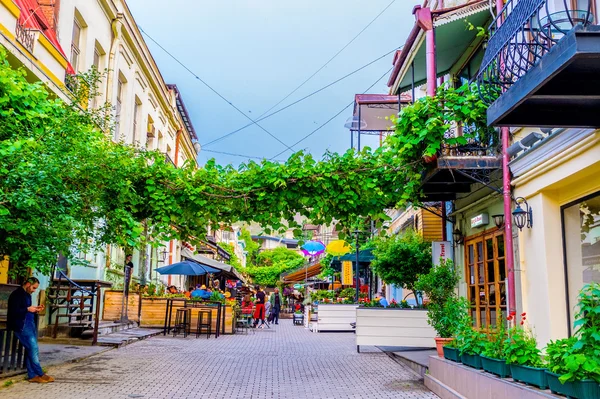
[158,248,169,263]
[452,228,464,245]
[492,214,505,228]
[512,197,533,231]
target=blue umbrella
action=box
[301,240,326,256]
[154,260,220,276]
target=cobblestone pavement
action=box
[2,320,438,399]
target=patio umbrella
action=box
[325,240,351,256]
[301,240,326,256]
[154,260,220,276]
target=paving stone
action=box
[1,321,438,399]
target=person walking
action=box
[269,287,283,324]
[7,277,54,383]
[253,285,266,328]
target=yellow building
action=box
[509,127,600,346]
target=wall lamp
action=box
[452,228,464,245]
[491,214,505,228]
[157,248,169,263]
[512,197,533,231]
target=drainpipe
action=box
[495,0,517,317]
[174,128,182,167]
[415,6,447,240]
[106,14,124,116]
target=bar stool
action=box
[196,309,212,339]
[174,308,191,337]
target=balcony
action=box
[478,0,600,127]
[420,124,502,201]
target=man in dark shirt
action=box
[8,277,54,383]
[269,287,282,324]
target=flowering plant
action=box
[504,312,544,368]
[481,315,508,360]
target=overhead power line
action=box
[138,26,295,154]
[202,149,285,163]
[255,0,398,119]
[270,65,395,160]
[202,47,400,148]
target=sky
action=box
[127,0,421,166]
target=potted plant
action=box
[415,259,461,357]
[457,326,486,369]
[442,299,470,363]
[505,312,548,389]
[545,284,600,399]
[480,317,511,378]
[442,339,462,363]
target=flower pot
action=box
[573,380,600,399]
[435,337,454,357]
[481,355,511,378]
[423,154,438,164]
[442,347,461,363]
[546,371,579,398]
[460,353,482,369]
[510,364,548,390]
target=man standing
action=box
[8,277,54,383]
[269,287,282,324]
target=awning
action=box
[337,248,374,263]
[181,248,244,281]
[349,94,412,133]
[281,263,322,284]
[390,1,491,94]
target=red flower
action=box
[507,315,513,321]
[510,310,517,316]
[521,312,527,317]
[520,321,524,325]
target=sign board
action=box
[341,261,353,286]
[471,213,489,228]
[432,241,453,265]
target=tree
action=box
[244,247,304,287]
[371,231,432,294]
[0,46,492,277]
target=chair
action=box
[196,309,212,339]
[173,308,192,337]
[236,314,253,335]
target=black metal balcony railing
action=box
[15,21,35,53]
[477,0,595,100]
[440,123,500,157]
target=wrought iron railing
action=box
[477,0,596,100]
[440,123,501,157]
[15,21,35,53]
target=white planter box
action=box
[355,308,436,351]
[315,304,359,332]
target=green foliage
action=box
[457,327,487,356]
[545,283,600,383]
[219,242,241,269]
[239,228,259,264]
[244,247,305,287]
[339,287,356,299]
[415,259,462,337]
[0,46,493,277]
[371,231,432,293]
[482,317,508,360]
[504,314,544,368]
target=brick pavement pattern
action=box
[2,320,438,399]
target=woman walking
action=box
[253,286,266,328]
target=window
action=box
[562,191,600,331]
[115,77,124,140]
[571,0,597,23]
[146,116,155,149]
[70,19,82,72]
[465,230,506,329]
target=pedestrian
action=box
[269,287,282,324]
[264,295,272,324]
[7,277,54,383]
[253,285,266,328]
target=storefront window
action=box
[562,192,600,329]
[465,230,506,329]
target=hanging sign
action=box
[470,213,489,228]
[341,260,353,286]
[432,241,453,266]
